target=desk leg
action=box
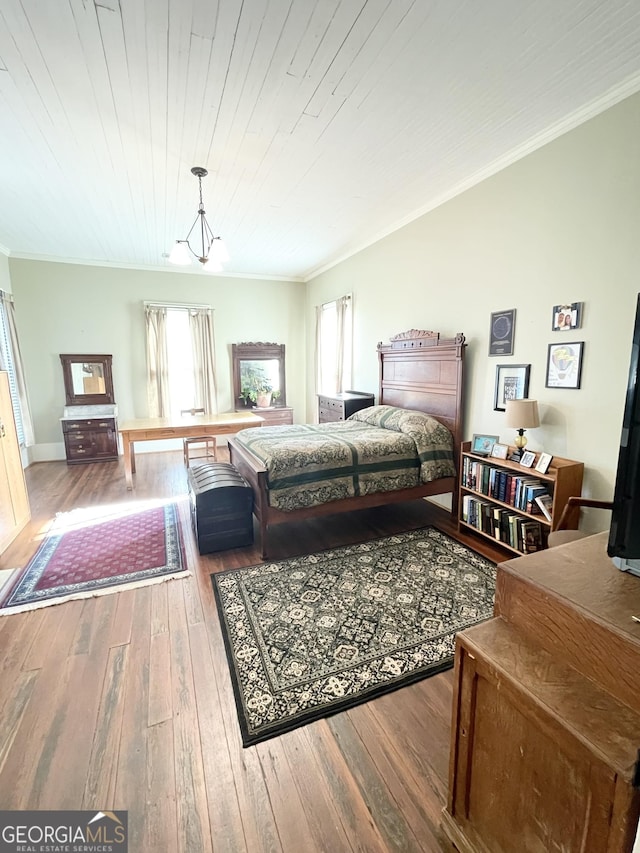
[122,434,134,490]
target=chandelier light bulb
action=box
[202,257,223,273]
[168,241,192,266]
[209,237,230,263]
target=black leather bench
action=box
[187,462,254,554]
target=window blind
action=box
[0,302,25,446]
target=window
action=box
[316,295,353,396]
[0,298,25,445]
[165,308,196,416]
[145,302,217,418]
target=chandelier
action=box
[168,166,229,272]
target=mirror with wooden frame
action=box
[60,353,115,406]
[232,342,286,409]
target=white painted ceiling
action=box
[1,0,640,282]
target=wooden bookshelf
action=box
[458,441,584,555]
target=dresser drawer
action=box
[62,418,115,431]
[318,396,343,412]
[318,406,343,422]
[252,408,293,426]
[66,445,93,460]
[65,431,91,445]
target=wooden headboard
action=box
[377,329,466,453]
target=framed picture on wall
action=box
[489,309,516,356]
[494,363,531,411]
[552,302,583,331]
[546,342,584,389]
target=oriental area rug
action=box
[212,527,496,747]
[0,502,188,614]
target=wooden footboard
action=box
[229,436,454,558]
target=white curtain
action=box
[145,305,170,417]
[0,290,35,447]
[334,295,349,393]
[314,303,323,401]
[316,295,352,397]
[188,308,217,414]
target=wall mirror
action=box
[232,342,286,409]
[60,353,115,406]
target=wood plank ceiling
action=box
[1,0,640,281]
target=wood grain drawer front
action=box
[256,409,293,426]
[319,406,343,422]
[67,444,92,460]
[138,428,178,440]
[66,432,91,445]
[63,418,115,431]
[318,396,343,412]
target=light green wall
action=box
[306,92,640,531]
[8,261,305,458]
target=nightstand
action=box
[317,391,375,423]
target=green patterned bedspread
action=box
[233,405,455,511]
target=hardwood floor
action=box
[0,448,508,852]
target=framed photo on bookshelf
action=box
[494,363,531,411]
[490,443,509,459]
[535,452,553,474]
[546,342,584,389]
[471,434,499,457]
[520,450,536,468]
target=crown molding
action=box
[7,252,304,283]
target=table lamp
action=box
[504,399,540,461]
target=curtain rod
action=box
[321,293,352,308]
[144,300,211,311]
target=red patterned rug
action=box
[0,501,188,614]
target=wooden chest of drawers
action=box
[61,417,119,464]
[237,406,293,426]
[317,391,375,423]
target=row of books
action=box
[461,457,551,515]
[461,495,545,553]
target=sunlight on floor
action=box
[49,497,185,534]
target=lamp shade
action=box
[504,399,540,429]
[168,241,192,266]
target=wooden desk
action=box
[442,532,640,853]
[118,412,263,489]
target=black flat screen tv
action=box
[607,292,640,576]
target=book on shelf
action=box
[521,520,543,553]
[534,493,553,522]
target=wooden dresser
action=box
[0,371,30,555]
[442,532,640,853]
[244,406,293,426]
[61,411,119,464]
[317,391,375,423]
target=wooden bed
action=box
[228,329,466,557]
